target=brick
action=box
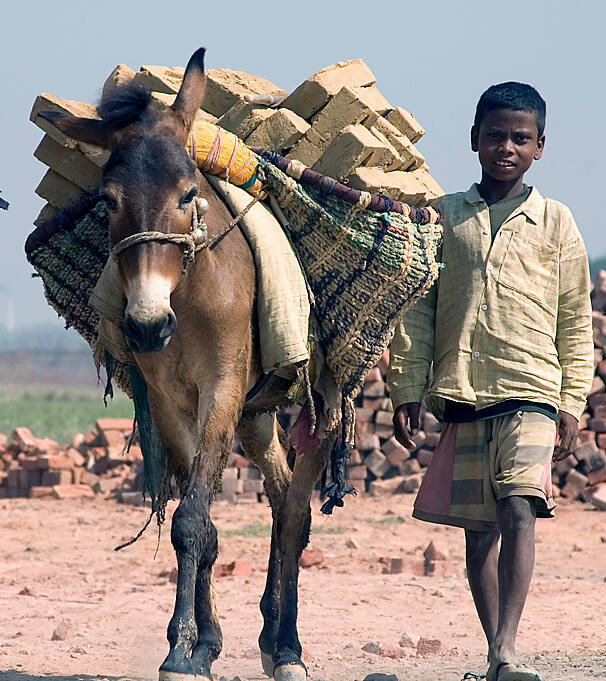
[217,560,252,577]
[369,477,405,496]
[588,417,606,433]
[287,86,379,167]
[35,169,84,209]
[362,397,389,410]
[352,85,391,115]
[346,465,368,481]
[364,449,392,478]
[416,448,434,467]
[96,418,133,433]
[416,637,442,655]
[66,447,86,468]
[42,470,73,486]
[312,124,385,180]
[299,546,324,568]
[242,479,264,494]
[372,116,425,170]
[21,457,43,471]
[365,367,383,384]
[216,102,273,139]
[99,429,127,449]
[246,108,310,150]
[561,469,589,498]
[385,107,425,143]
[346,167,426,205]
[401,458,422,476]
[366,125,403,170]
[52,485,95,500]
[12,427,37,450]
[282,59,376,120]
[383,557,425,576]
[34,136,102,191]
[118,490,147,506]
[423,432,441,449]
[363,381,386,398]
[227,453,251,468]
[383,438,411,469]
[347,448,363,465]
[422,413,441,433]
[357,433,380,452]
[590,485,606,510]
[555,455,578,475]
[203,69,286,118]
[221,478,244,495]
[588,468,606,486]
[33,204,56,227]
[423,540,449,562]
[589,375,605,395]
[575,441,600,462]
[394,473,423,493]
[577,430,596,444]
[399,631,420,649]
[92,477,124,494]
[8,470,20,488]
[102,64,136,96]
[29,486,54,499]
[582,450,606,473]
[222,467,238,481]
[36,455,73,471]
[424,559,460,577]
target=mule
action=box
[41,48,330,681]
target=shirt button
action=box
[473,351,480,358]
[487,264,494,271]
[481,304,488,311]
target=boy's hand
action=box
[553,411,578,462]
[393,402,421,449]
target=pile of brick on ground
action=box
[31,57,442,225]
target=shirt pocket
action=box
[497,233,558,310]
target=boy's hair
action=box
[474,82,546,138]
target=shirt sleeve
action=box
[388,281,437,408]
[556,211,594,420]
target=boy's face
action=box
[471,108,545,184]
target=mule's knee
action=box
[172,486,217,567]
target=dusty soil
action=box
[0,493,605,681]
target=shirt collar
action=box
[464,184,544,225]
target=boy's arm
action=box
[556,215,594,425]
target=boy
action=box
[388,82,593,681]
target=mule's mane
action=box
[98,81,152,131]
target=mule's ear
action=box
[171,48,206,134]
[38,111,109,148]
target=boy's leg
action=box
[465,527,500,649]
[490,495,537,669]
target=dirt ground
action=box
[0,493,605,681]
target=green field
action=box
[0,383,133,445]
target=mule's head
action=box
[39,48,207,353]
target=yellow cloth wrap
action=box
[187,121,263,196]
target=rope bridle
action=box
[109,130,268,275]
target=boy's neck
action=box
[477,173,527,206]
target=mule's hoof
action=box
[159,671,212,681]
[261,650,274,677]
[273,663,307,681]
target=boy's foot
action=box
[462,661,489,679]
[487,661,542,681]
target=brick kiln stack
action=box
[30,58,442,224]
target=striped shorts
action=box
[412,411,556,532]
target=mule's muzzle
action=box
[122,311,177,353]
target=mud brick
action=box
[52,484,94,500]
[375,410,394,427]
[34,135,102,191]
[242,479,264,494]
[346,465,368,481]
[203,68,286,118]
[0,432,7,450]
[106,445,126,465]
[383,437,411,466]
[12,427,37,451]
[99,429,127,449]
[422,413,441,433]
[597,359,606,378]
[221,478,244,495]
[357,433,380,452]
[372,116,425,170]
[588,417,606,432]
[27,470,42,488]
[222,467,238,481]
[217,560,253,577]
[561,469,589,498]
[395,473,423,493]
[29,486,54,499]
[589,375,605,395]
[423,432,441,449]
[282,59,376,120]
[36,455,73,470]
[246,108,309,150]
[362,397,387,410]
[385,107,425,143]
[42,470,73,486]
[346,167,425,204]
[588,468,606,486]
[18,469,30,490]
[35,169,83,209]
[424,560,460,577]
[582,449,606,474]
[424,540,449,562]
[352,85,391,115]
[590,484,606,510]
[216,102,273,138]
[0,471,7,487]
[7,470,20,488]
[375,424,394,440]
[102,63,136,96]
[364,449,392,478]
[96,418,133,433]
[366,126,403,170]
[30,93,99,148]
[238,467,261,480]
[0,488,8,498]
[416,448,434,467]
[554,455,578,475]
[363,381,386,398]
[579,412,590,430]
[365,367,383,384]
[313,124,385,180]
[384,557,425,576]
[21,457,42,471]
[227,452,251,468]
[65,447,86,468]
[575,441,600,462]
[348,449,362,465]
[594,406,606,420]
[289,85,380,167]
[413,429,427,449]
[92,477,123,495]
[588,391,606,411]
[369,477,404,496]
[577,430,596,444]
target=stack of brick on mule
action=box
[30,58,442,224]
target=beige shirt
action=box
[388,184,594,421]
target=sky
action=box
[1,0,605,334]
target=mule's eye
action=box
[179,188,198,208]
[104,195,118,212]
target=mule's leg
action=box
[159,484,219,681]
[237,413,293,676]
[272,442,331,681]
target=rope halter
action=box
[110,197,209,276]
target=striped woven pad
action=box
[258,155,442,402]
